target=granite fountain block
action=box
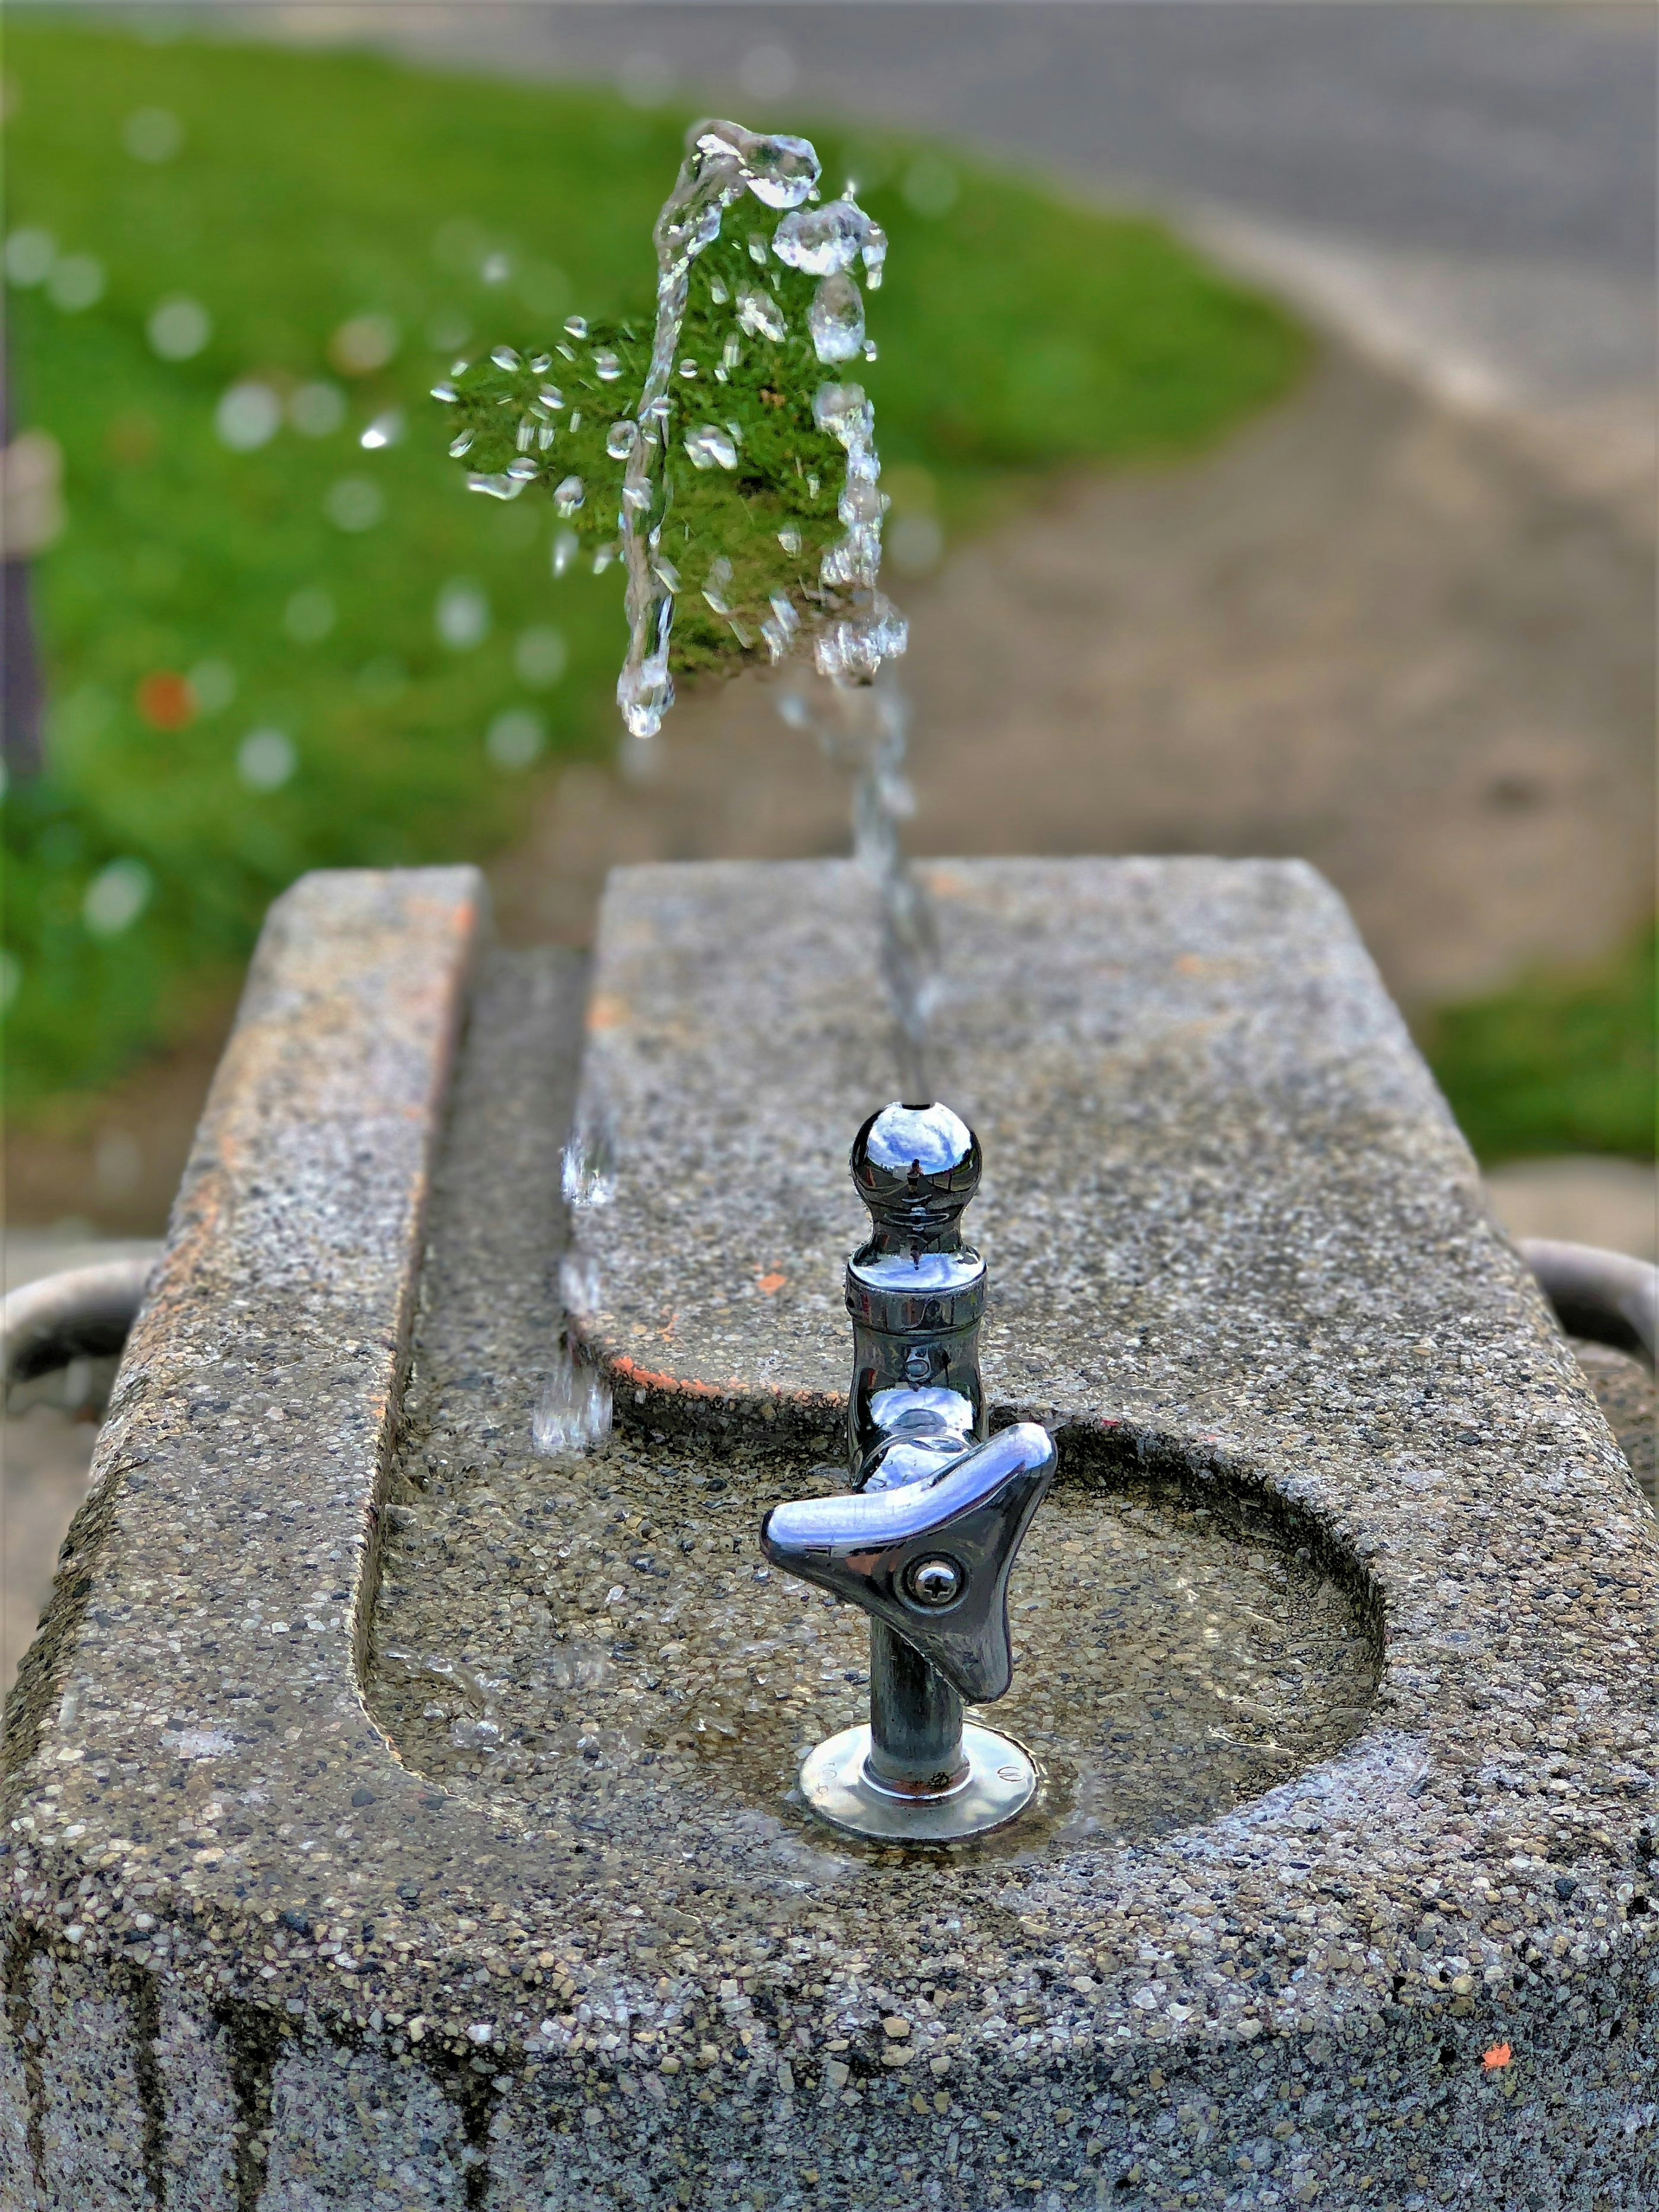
[1,857,1653,2211]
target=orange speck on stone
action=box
[756,1272,787,1295]
[585,994,629,1031]
[136,671,196,731]
[1481,2043,1512,2070]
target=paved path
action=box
[491,346,1654,1011]
[357,0,1656,426]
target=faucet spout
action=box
[760,1101,1057,1843]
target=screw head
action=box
[905,1554,964,1608]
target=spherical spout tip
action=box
[851,1100,980,1247]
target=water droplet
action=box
[652,553,682,592]
[486,707,545,770]
[237,729,298,793]
[491,345,522,371]
[617,651,672,739]
[807,273,864,364]
[721,334,742,373]
[360,409,405,450]
[747,233,770,266]
[606,420,639,460]
[553,474,585,516]
[506,457,539,482]
[569,410,583,432]
[725,126,819,210]
[283,587,335,645]
[3,228,54,286]
[122,106,183,164]
[324,477,385,531]
[683,424,737,471]
[188,658,236,714]
[537,384,565,410]
[563,315,589,339]
[702,557,734,613]
[709,276,730,306]
[677,358,699,378]
[761,591,801,663]
[532,1352,611,1456]
[82,858,153,937]
[594,350,623,382]
[448,428,476,458]
[328,313,399,375]
[430,381,459,404]
[563,1107,615,1208]
[435,577,490,649]
[735,288,786,343]
[592,543,618,574]
[215,381,282,452]
[467,471,528,501]
[146,296,210,361]
[47,254,105,312]
[771,198,868,277]
[551,529,580,578]
[778,527,801,556]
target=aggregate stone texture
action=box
[0,859,1651,2212]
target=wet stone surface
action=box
[2,860,1653,2211]
[373,1438,1378,1861]
[372,919,1380,1864]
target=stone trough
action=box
[1,858,1653,2210]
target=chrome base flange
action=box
[798,1721,1038,1843]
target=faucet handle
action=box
[760,1422,1057,1703]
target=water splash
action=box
[531,1351,612,1456]
[436,115,937,1084]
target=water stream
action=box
[437,118,944,1452]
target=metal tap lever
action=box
[761,1101,1057,1842]
[761,1422,1055,1703]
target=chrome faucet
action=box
[762,1102,1057,1842]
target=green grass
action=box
[1423,924,1657,1163]
[1,23,1306,1111]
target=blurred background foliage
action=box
[4,23,1649,1168]
[2,22,1301,1112]
[1424,924,1655,1164]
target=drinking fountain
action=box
[763,1102,1056,1843]
[1,859,1653,2212]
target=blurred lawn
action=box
[1,24,1305,1114]
[1424,924,1656,1164]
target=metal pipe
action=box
[1520,1238,1656,1367]
[865,1621,967,1796]
[1,1258,154,1392]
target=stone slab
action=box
[0,858,1652,2212]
